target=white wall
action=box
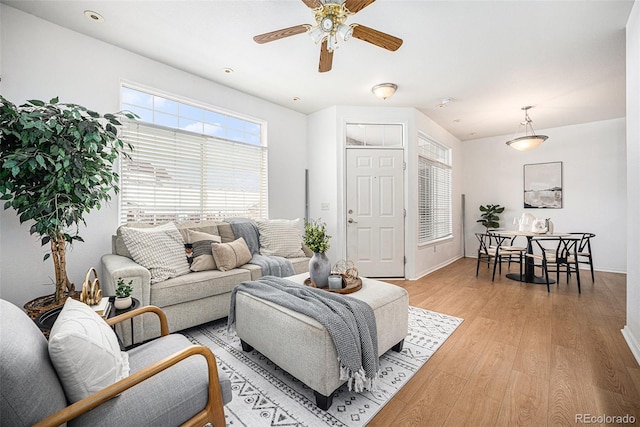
[461,118,627,273]
[0,5,307,307]
[307,106,464,279]
[623,0,640,364]
[412,110,464,279]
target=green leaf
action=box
[35,154,46,168]
[28,99,45,107]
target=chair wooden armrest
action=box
[34,344,225,427]
[106,305,169,337]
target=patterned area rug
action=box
[181,306,463,427]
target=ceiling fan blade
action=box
[344,0,376,14]
[253,25,308,44]
[352,24,403,51]
[301,0,323,9]
[319,40,334,73]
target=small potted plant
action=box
[303,219,332,288]
[114,278,133,309]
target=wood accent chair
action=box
[475,232,523,281]
[0,299,231,427]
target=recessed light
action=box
[437,97,454,108]
[292,97,300,102]
[223,68,234,74]
[84,10,104,23]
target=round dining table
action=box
[490,230,576,284]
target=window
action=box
[418,135,452,244]
[345,123,403,147]
[119,86,267,224]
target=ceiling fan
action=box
[253,0,403,73]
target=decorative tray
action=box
[304,275,362,294]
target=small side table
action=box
[108,297,140,349]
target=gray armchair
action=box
[0,299,231,426]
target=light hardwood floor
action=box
[369,257,639,427]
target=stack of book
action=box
[90,297,112,319]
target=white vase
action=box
[114,296,132,310]
[309,252,331,288]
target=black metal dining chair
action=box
[529,236,581,293]
[475,232,523,282]
[569,232,596,282]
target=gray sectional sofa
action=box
[101,219,311,344]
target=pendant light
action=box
[506,106,548,151]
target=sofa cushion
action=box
[150,269,252,308]
[257,218,305,258]
[176,221,222,242]
[121,223,191,284]
[48,298,130,403]
[211,238,252,272]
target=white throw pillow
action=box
[257,218,305,258]
[121,222,191,283]
[48,298,130,403]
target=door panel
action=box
[346,148,404,277]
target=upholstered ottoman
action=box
[234,273,409,410]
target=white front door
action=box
[346,148,404,277]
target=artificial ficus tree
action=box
[0,95,134,302]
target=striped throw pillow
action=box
[257,218,305,258]
[120,222,191,284]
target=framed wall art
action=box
[523,161,562,208]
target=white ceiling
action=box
[2,0,634,141]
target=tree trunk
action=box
[51,233,73,302]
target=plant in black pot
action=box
[0,95,134,316]
[477,204,505,230]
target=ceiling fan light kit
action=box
[253,0,403,72]
[372,83,397,100]
[505,106,549,151]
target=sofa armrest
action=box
[101,254,151,307]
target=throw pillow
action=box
[257,218,305,258]
[211,237,252,271]
[188,229,223,272]
[120,222,191,284]
[48,298,130,403]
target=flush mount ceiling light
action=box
[372,83,397,100]
[505,106,549,151]
[84,10,104,23]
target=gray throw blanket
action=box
[226,218,294,278]
[249,254,295,277]
[226,219,261,255]
[228,276,379,392]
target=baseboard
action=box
[621,325,640,366]
[412,255,464,280]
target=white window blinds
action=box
[119,121,268,224]
[418,136,452,244]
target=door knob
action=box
[348,218,357,224]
